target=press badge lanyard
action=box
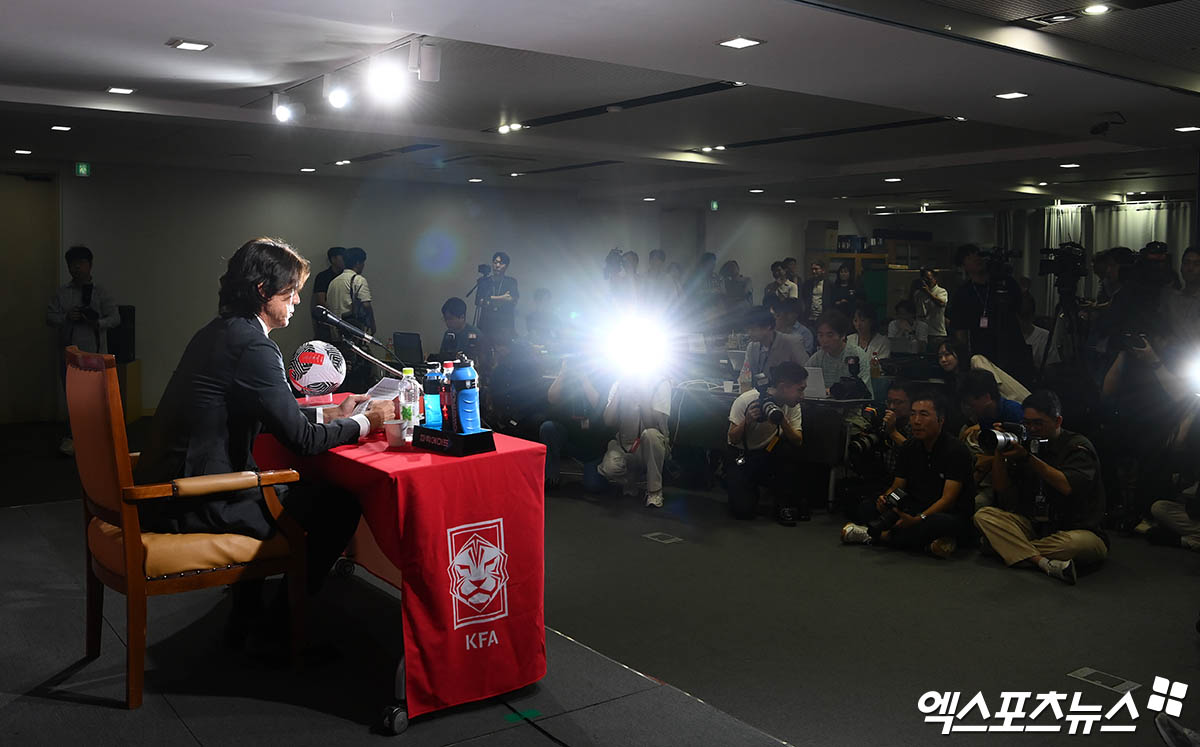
[973,283,991,329]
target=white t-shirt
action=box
[606,379,672,449]
[887,319,930,343]
[777,279,799,299]
[728,389,803,451]
[847,333,891,361]
[917,284,948,336]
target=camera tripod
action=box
[1040,278,1086,370]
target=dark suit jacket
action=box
[136,315,361,539]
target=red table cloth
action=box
[254,430,547,718]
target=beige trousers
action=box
[973,506,1108,567]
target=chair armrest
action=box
[121,469,301,502]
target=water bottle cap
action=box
[442,361,455,370]
[401,367,414,376]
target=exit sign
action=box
[709,200,719,211]
[75,162,90,177]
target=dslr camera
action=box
[868,487,909,535]
[1038,241,1087,279]
[979,423,1048,455]
[847,404,887,459]
[752,373,785,425]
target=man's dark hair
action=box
[912,389,947,420]
[1022,389,1063,419]
[65,245,93,264]
[887,379,920,402]
[959,369,1001,402]
[894,298,915,315]
[955,243,981,266]
[783,257,797,265]
[816,310,851,337]
[852,302,878,326]
[771,361,809,386]
[441,297,467,318]
[770,261,784,272]
[809,259,824,269]
[746,307,776,330]
[218,237,310,318]
[327,246,346,261]
[493,251,511,266]
[344,246,367,269]
[649,249,665,262]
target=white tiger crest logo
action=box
[446,519,509,629]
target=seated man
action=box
[768,296,815,355]
[960,369,1024,426]
[807,311,872,393]
[842,390,971,557]
[887,299,929,350]
[726,362,808,524]
[737,307,809,390]
[598,370,672,508]
[974,390,1108,585]
[539,354,612,492]
[135,238,394,644]
[440,296,483,359]
[880,380,917,475]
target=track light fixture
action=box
[271,92,303,123]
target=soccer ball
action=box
[287,341,346,395]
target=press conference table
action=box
[253,423,547,727]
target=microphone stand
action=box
[348,341,405,379]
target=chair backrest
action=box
[65,346,134,522]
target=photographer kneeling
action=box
[974,390,1108,585]
[726,362,808,525]
[841,391,971,557]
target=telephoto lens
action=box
[760,398,785,425]
[978,424,1028,454]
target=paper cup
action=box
[384,420,408,448]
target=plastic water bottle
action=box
[397,367,421,443]
[439,361,456,432]
[424,366,443,428]
[451,358,482,434]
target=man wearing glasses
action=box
[973,390,1108,585]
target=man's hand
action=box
[875,494,889,513]
[1130,337,1159,364]
[893,511,920,530]
[364,399,395,432]
[998,441,1028,462]
[882,409,897,435]
[335,394,370,419]
[745,400,763,422]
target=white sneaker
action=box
[58,437,75,457]
[841,523,870,544]
[645,491,664,508]
[1133,519,1153,536]
[1044,559,1077,585]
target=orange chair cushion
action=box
[87,517,292,579]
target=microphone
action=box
[314,305,384,348]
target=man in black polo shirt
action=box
[945,244,1031,381]
[974,390,1107,585]
[310,246,344,341]
[842,390,972,558]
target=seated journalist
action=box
[135,237,394,647]
[842,390,972,558]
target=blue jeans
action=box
[539,420,606,492]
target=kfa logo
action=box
[447,519,509,629]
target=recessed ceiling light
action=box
[952,116,968,122]
[731,81,746,87]
[701,146,713,152]
[995,91,1029,99]
[300,168,316,173]
[107,86,135,95]
[498,125,510,134]
[1127,191,1134,195]
[748,188,764,193]
[510,172,522,177]
[468,178,483,183]
[1082,4,1111,15]
[509,123,522,131]
[643,197,656,202]
[1037,182,1048,186]
[1175,126,1200,133]
[1059,163,1081,168]
[335,160,351,166]
[50,125,71,132]
[1140,191,1147,194]
[166,38,212,52]
[714,145,726,150]
[718,37,763,49]
[14,149,32,155]
[1050,14,1074,21]
[874,205,887,209]
[784,199,797,204]
[884,177,902,183]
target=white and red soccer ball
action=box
[287,340,346,395]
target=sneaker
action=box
[928,537,957,559]
[777,507,799,526]
[644,491,664,508]
[58,437,74,457]
[1133,519,1153,536]
[841,523,870,545]
[1044,558,1077,585]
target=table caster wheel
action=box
[333,558,356,579]
[381,703,408,735]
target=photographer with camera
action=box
[974,390,1107,585]
[597,368,672,509]
[946,244,1032,384]
[841,390,972,558]
[1165,246,1200,344]
[726,362,808,524]
[737,307,810,392]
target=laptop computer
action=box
[392,332,424,367]
[805,366,829,399]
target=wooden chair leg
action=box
[85,559,103,659]
[288,564,307,666]
[125,587,146,709]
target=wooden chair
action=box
[65,346,307,709]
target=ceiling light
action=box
[714,145,726,150]
[1127,191,1134,195]
[875,205,887,209]
[718,37,762,49]
[14,149,32,155]
[272,93,296,123]
[166,38,211,52]
[107,86,135,95]
[51,125,71,132]
[1175,126,1200,133]
[1082,4,1110,15]
[1140,191,1147,194]
[1050,14,1074,21]
[995,92,1029,99]
[731,81,746,87]
[749,188,764,193]
[510,172,522,177]
[498,125,510,134]
[1037,182,1048,186]
[701,146,713,152]
[366,57,409,103]
[335,160,351,166]
[953,116,968,122]
[884,177,902,183]
[509,123,522,131]
[784,199,797,204]
[328,88,350,109]
[468,178,483,183]
[643,197,656,202]
[1059,163,1081,168]
[300,168,315,173]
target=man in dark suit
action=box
[136,237,393,643]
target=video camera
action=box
[978,245,1021,278]
[1038,241,1087,280]
[978,423,1048,455]
[867,487,909,535]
